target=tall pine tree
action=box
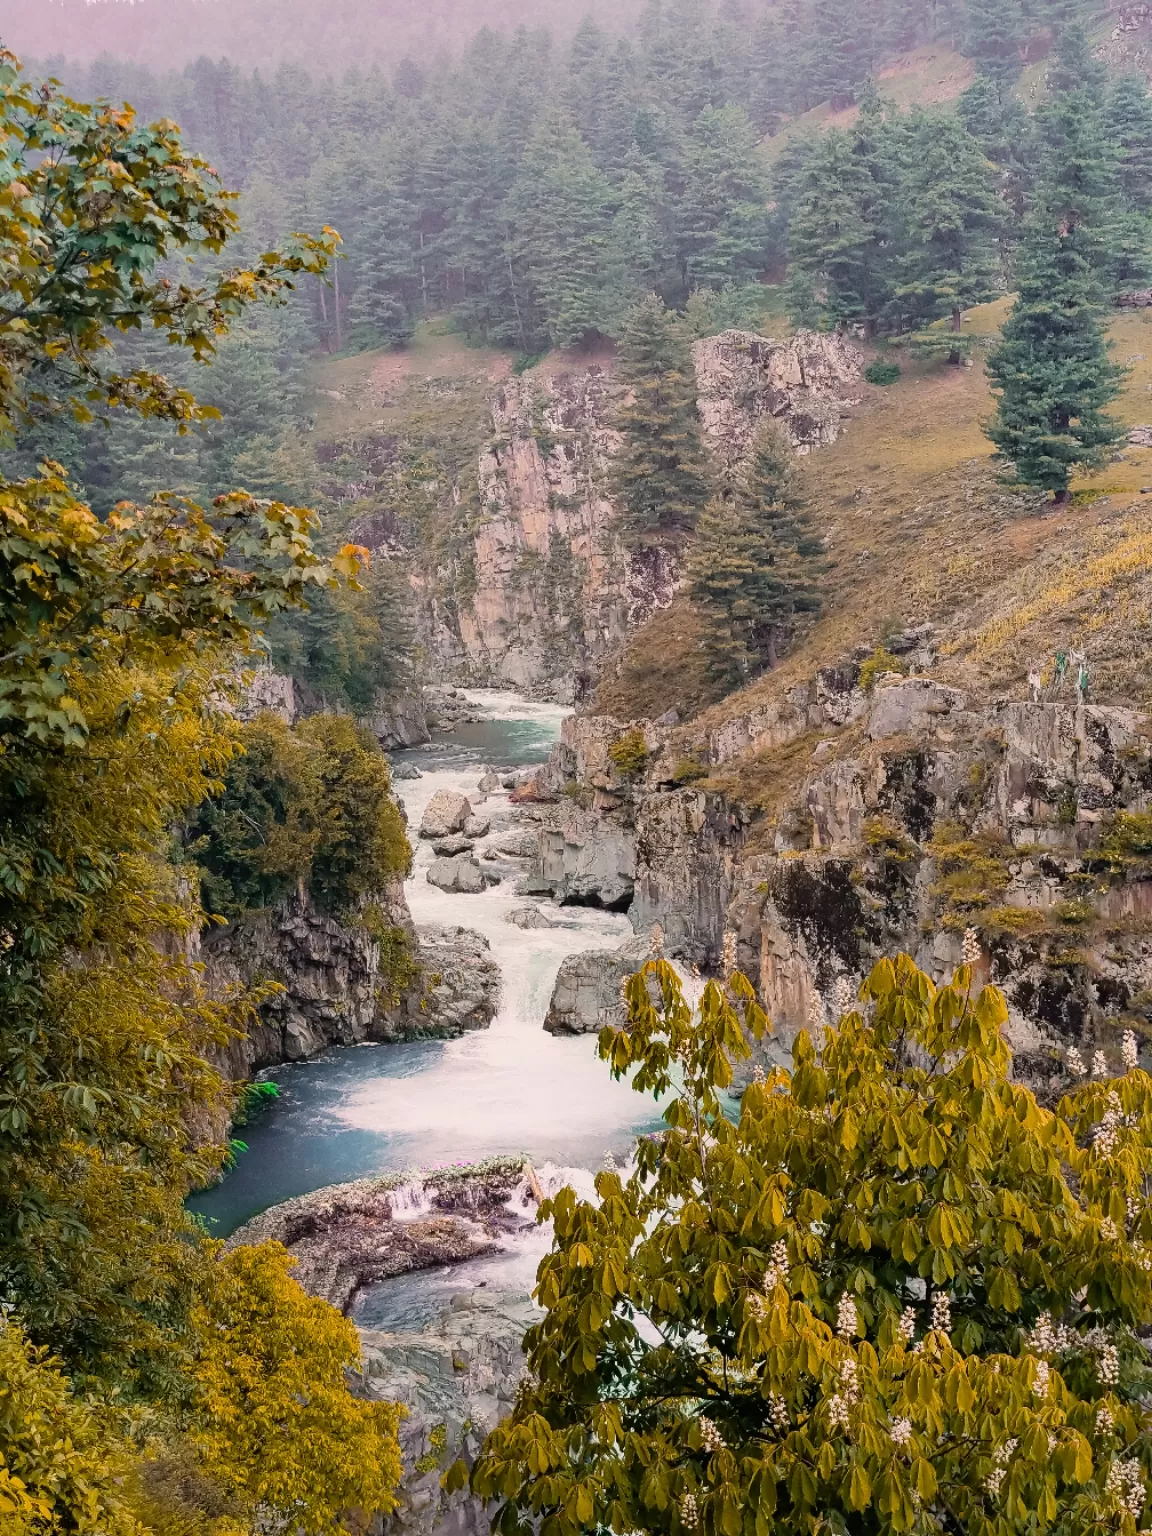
[611,294,711,545]
[689,421,821,684]
[985,30,1126,500]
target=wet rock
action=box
[544,935,650,1035]
[432,834,475,856]
[427,855,487,894]
[420,789,472,839]
[390,759,423,781]
[505,905,563,930]
[478,771,501,792]
[415,926,501,1034]
[463,813,492,839]
[491,829,539,858]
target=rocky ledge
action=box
[226,1157,533,1314]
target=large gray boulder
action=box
[427,854,487,894]
[544,935,650,1035]
[420,789,472,840]
[432,834,474,856]
[416,925,501,1033]
[528,801,635,911]
[463,813,492,839]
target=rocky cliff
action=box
[416,330,863,701]
[532,671,1152,1091]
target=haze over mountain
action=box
[0,0,651,70]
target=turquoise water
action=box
[189,692,666,1243]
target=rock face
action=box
[427,854,488,894]
[359,1293,535,1536]
[536,685,1152,1091]
[410,926,501,1035]
[692,328,864,462]
[367,690,431,750]
[528,800,636,910]
[420,790,473,839]
[417,331,862,701]
[544,936,649,1034]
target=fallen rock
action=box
[416,925,502,1033]
[463,813,492,839]
[420,789,472,839]
[427,854,487,894]
[544,935,650,1035]
[505,905,563,929]
[389,759,423,781]
[478,771,501,792]
[492,828,539,858]
[431,834,475,856]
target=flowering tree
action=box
[469,946,1152,1536]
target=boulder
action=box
[389,759,423,781]
[544,935,650,1035]
[478,771,502,792]
[427,855,487,894]
[432,834,475,856]
[463,813,492,839]
[867,677,966,741]
[529,801,636,910]
[505,905,563,930]
[416,925,502,1032]
[367,690,431,750]
[420,789,472,839]
[492,828,539,859]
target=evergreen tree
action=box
[985,44,1126,499]
[1105,73,1152,292]
[892,109,1005,348]
[611,294,711,544]
[674,104,771,298]
[786,94,895,332]
[689,423,821,684]
[963,0,1026,85]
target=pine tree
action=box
[1105,73,1152,292]
[985,44,1126,499]
[963,0,1026,85]
[786,94,896,332]
[689,422,821,685]
[611,294,711,544]
[892,109,1005,349]
[674,104,771,298]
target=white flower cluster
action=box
[808,990,825,1030]
[698,1417,725,1453]
[1097,1404,1115,1435]
[680,1492,699,1529]
[828,1394,851,1429]
[1094,1050,1109,1078]
[1026,1311,1077,1355]
[1094,1090,1135,1157]
[986,1438,1018,1497]
[1098,1342,1121,1386]
[649,922,665,957]
[721,931,737,979]
[1067,1046,1087,1077]
[962,927,981,967]
[603,1150,617,1171]
[752,1064,766,1085]
[890,1417,913,1448]
[837,1293,859,1339]
[931,1292,952,1335]
[1032,1359,1050,1398]
[1101,1216,1119,1241]
[897,1306,917,1344]
[1124,1031,1140,1071]
[828,1356,860,1429]
[1106,1457,1146,1520]
[830,976,856,1017]
[764,1240,789,1293]
[768,1393,789,1430]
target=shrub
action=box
[189,711,410,919]
[608,728,650,778]
[857,645,905,691]
[864,359,901,385]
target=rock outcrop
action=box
[527,800,636,910]
[544,935,649,1034]
[427,854,488,894]
[385,926,501,1039]
[420,790,473,839]
[416,330,864,701]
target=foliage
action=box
[0,1314,142,1534]
[470,949,1152,1536]
[609,729,651,779]
[864,360,902,386]
[189,710,410,920]
[858,645,905,689]
[611,295,711,545]
[985,30,1127,498]
[188,1242,403,1536]
[689,424,822,685]
[0,49,336,443]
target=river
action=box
[189,690,669,1324]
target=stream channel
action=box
[190,689,668,1328]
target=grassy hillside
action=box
[596,305,1152,779]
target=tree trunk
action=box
[1053,487,1071,505]
[333,262,343,352]
[948,308,962,365]
[318,278,330,352]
